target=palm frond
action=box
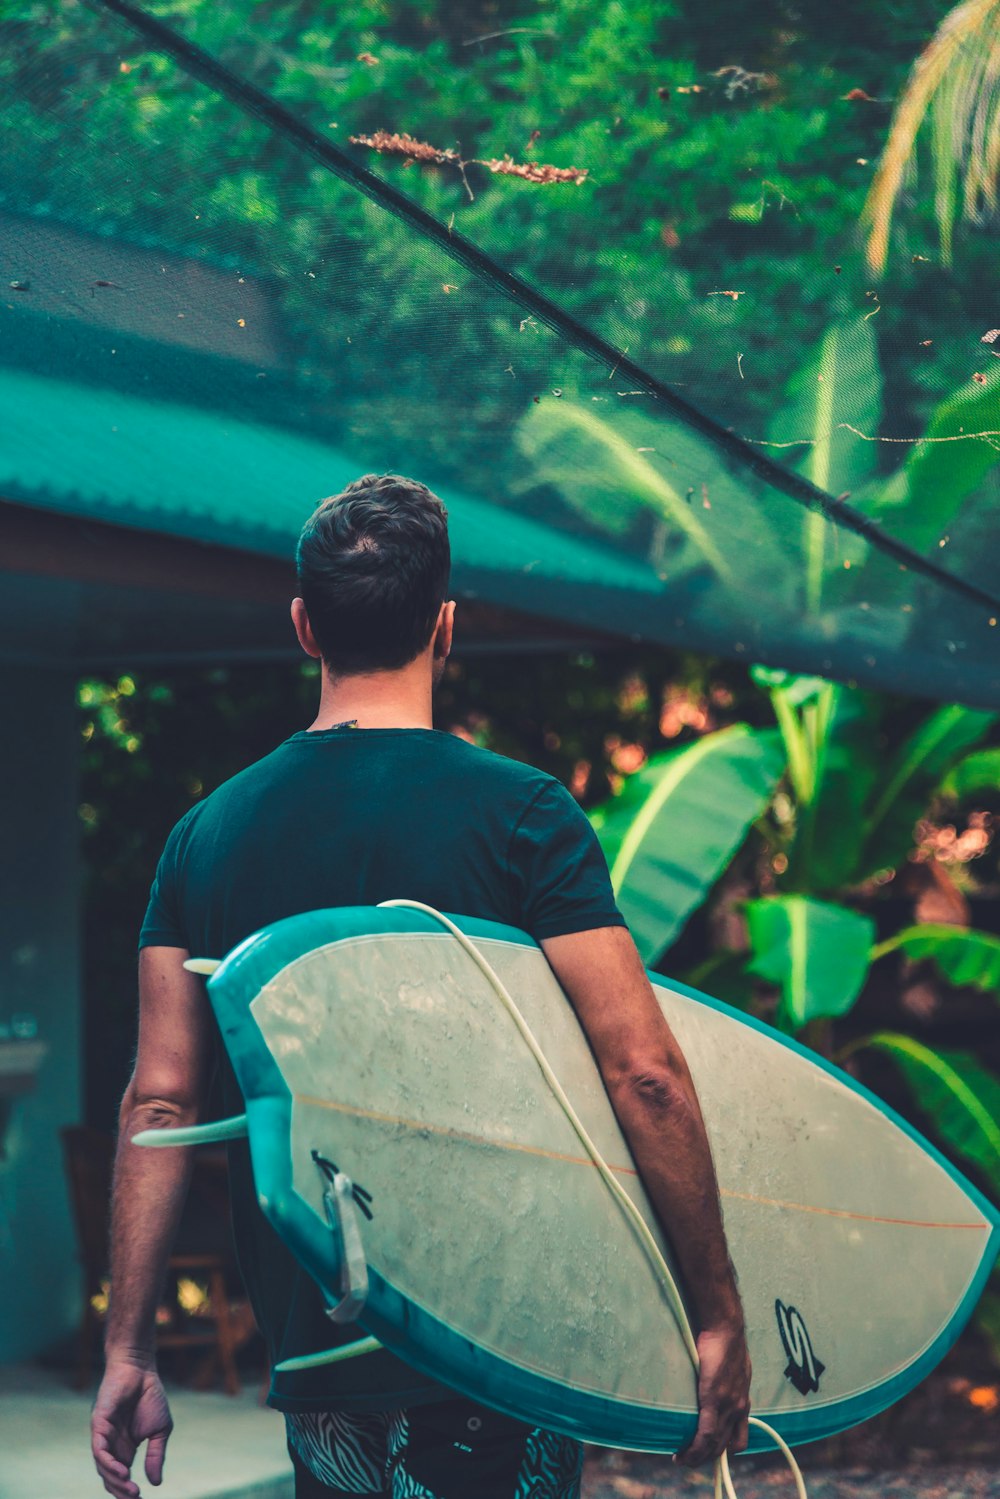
[865,0,1000,273]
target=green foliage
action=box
[939,746,1000,801]
[861,703,995,875]
[589,725,785,963]
[853,1033,1000,1193]
[801,686,884,891]
[746,895,875,1027]
[514,397,731,576]
[873,925,1000,995]
[0,0,970,463]
[977,1278,1000,1367]
[767,318,882,612]
[863,369,1000,556]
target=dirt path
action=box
[583,1451,1000,1498]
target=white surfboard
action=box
[183,906,1000,1452]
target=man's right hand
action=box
[676,1320,752,1467]
[91,1358,173,1499]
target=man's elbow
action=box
[612,1060,693,1118]
[599,1061,692,1121]
[118,1076,201,1135]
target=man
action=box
[92,473,750,1499]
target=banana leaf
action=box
[590,725,785,965]
[746,895,875,1027]
[862,368,1000,557]
[857,1032,1000,1194]
[750,666,831,708]
[861,704,995,876]
[939,747,1000,801]
[873,924,1000,995]
[767,317,881,614]
[806,686,884,890]
[515,396,731,575]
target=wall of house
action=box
[0,667,81,1363]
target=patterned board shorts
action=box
[286,1399,584,1499]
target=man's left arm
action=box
[91,946,212,1499]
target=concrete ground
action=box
[0,1364,293,1499]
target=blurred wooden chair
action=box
[60,1125,256,1394]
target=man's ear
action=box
[291,598,322,659]
[432,600,456,662]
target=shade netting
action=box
[3,0,1000,702]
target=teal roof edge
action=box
[0,368,661,600]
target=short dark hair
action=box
[296,473,450,673]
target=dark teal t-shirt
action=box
[140,725,624,1412]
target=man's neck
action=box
[308,660,434,731]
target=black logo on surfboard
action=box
[775,1300,825,1395]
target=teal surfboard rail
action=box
[204,906,1000,1454]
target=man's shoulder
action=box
[164,742,293,842]
[441,735,562,801]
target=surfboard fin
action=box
[274,1336,382,1373]
[132,1114,249,1147]
[184,957,222,976]
[320,1168,370,1324]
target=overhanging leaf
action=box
[591,725,785,965]
[873,924,1000,995]
[746,895,875,1027]
[857,1032,1000,1194]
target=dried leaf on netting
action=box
[349,131,461,166]
[981,328,1000,343]
[480,155,589,185]
[973,371,988,383]
[674,84,704,94]
[356,52,380,66]
[712,66,778,98]
[842,88,880,102]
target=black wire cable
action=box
[89,0,1000,617]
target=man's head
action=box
[293,473,452,676]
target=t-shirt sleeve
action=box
[509,779,626,941]
[138,810,195,950]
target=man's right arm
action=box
[91,946,212,1499]
[541,924,751,1466]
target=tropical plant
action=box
[588,666,1000,1215]
[589,724,785,962]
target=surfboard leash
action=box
[377,900,808,1499]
